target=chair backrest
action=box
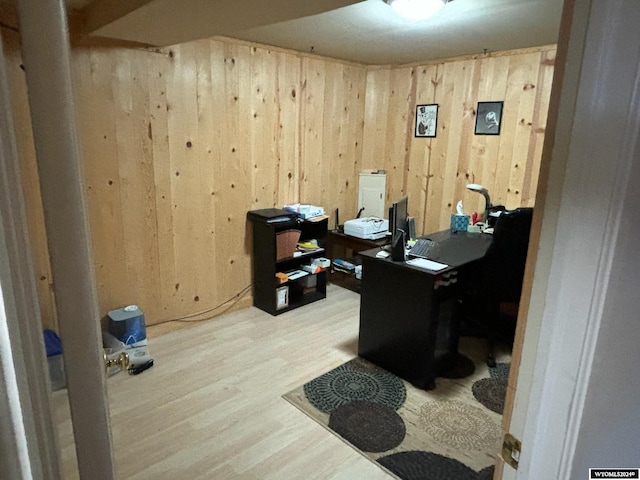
[481,207,534,301]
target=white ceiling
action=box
[26,0,565,65]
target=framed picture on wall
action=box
[474,101,504,135]
[415,104,438,137]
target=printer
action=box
[343,217,389,240]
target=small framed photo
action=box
[474,101,504,135]
[415,104,438,138]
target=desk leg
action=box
[434,295,476,378]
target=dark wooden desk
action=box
[358,230,493,389]
[327,230,389,260]
[327,230,389,292]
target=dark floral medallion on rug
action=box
[303,357,407,414]
[472,362,510,414]
[378,451,495,480]
[489,362,511,381]
[302,357,408,451]
[329,400,406,452]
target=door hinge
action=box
[502,433,521,470]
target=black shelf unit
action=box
[247,208,328,315]
[326,230,390,293]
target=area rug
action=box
[472,363,510,414]
[283,338,510,479]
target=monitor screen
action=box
[390,196,408,245]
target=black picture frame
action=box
[474,101,504,135]
[415,104,438,138]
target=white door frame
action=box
[1,0,116,478]
[0,28,61,480]
[504,0,640,478]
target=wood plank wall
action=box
[362,47,556,235]
[68,39,372,328]
[2,28,555,330]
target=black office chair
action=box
[459,207,533,367]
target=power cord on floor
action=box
[150,284,252,326]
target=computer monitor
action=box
[389,195,409,246]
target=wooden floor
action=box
[53,285,395,479]
[53,284,508,479]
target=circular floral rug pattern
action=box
[472,377,507,414]
[478,465,496,480]
[328,400,406,452]
[303,362,406,414]
[489,362,511,381]
[418,400,501,451]
[378,451,480,480]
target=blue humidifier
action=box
[108,305,146,346]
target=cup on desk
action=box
[450,214,470,233]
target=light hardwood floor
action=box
[53,285,395,479]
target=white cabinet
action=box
[357,172,386,219]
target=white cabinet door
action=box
[358,173,386,219]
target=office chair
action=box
[459,207,533,367]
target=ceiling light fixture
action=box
[385,0,446,21]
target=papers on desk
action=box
[406,257,448,272]
[286,269,309,280]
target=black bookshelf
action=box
[247,209,328,315]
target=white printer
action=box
[343,217,389,240]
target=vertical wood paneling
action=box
[9,34,554,328]
[361,68,392,173]
[299,58,369,223]
[299,57,326,208]
[407,64,438,234]
[430,60,470,229]
[366,47,556,236]
[216,42,253,298]
[114,51,162,313]
[473,56,510,216]
[203,40,228,307]
[495,53,536,208]
[250,46,278,208]
[451,59,480,210]
[424,62,447,230]
[507,53,541,208]
[147,47,177,319]
[523,49,556,205]
[448,59,481,224]
[274,52,300,206]
[192,40,217,310]
[340,65,366,217]
[383,67,415,204]
[166,42,202,310]
[73,48,130,314]
[321,61,344,213]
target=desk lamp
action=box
[466,184,492,226]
